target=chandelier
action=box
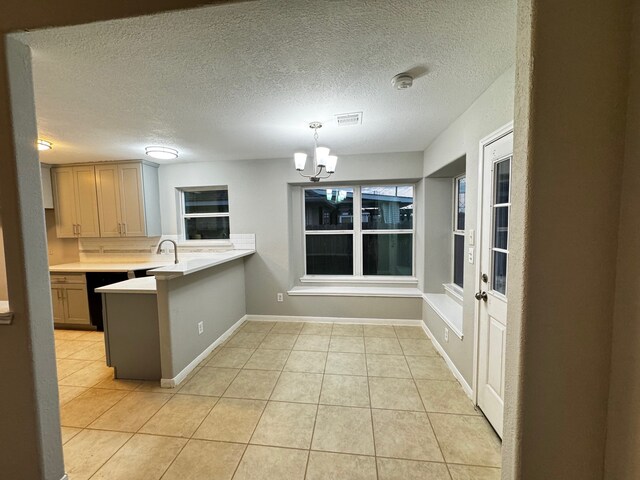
[294,122,338,182]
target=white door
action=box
[477,129,513,437]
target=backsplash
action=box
[77,234,255,263]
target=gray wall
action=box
[157,258,247,379]
[158,152,424,320]
[422,66,515,385]
[503,0,632,477]
[604,1,640,477]
[0,37,64,479]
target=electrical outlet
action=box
[197,321,204,335]
[277,293,284,302]
[444,328,449,342]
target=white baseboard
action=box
[160,314,248,388]
[60,475,69,480]
[244,314,422,326]
[421,321,474,399]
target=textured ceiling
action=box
[16,0,516,164]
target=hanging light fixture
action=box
[294,122,337,182]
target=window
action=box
[180,187,230,240]
[304,185,414,277]
[453,175,466,288]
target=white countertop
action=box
[95,276,157,294]
[50,261,172,273]
[94,249,255,293]
[149,249,255,278]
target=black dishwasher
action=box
[85,269,151,331]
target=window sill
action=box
[423,293,464,339]
[300,275,419,286]
[443,283,464,303]
[288,286,423,298]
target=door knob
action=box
[475,291,488,301]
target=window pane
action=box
[305,189,354,231]
[454,234,464,288]
[362,233,413,276]
[184,189,229,214]
[306,234,353,275]
[456,177,466,231]
[185,217,230,239]
[494,159,510,205]
[492,250,507,295]
[362,186,413,230]
[493,206,509,250]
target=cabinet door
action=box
[51,287,66,324]
[73,166,101,237]
[64,284,91,325]
[95,164,123,237]
[51,167,77,238]
[118,163,146,236]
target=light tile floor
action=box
[55,321,501,480]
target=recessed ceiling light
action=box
[145,146,178,160]
[37,139,52,151]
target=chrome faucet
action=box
[156,239,179,264]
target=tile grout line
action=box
[365,348,380,480]
[409,346,452,478]
[230,322,298,479]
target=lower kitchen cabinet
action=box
[51,273,91,326]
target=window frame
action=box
[178,185,231,242]
[452,174,466,290]
[302,184,416,281]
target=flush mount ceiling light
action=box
[37,139,52,151]
[145,146,178,160]
[294,122,337,182]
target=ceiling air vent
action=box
[335,112,363,127]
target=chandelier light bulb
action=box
[315,146,330,167]
[325,155,338,173]
[294,152,307,171]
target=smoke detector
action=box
[391,73,414,90]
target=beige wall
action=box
[503,0,633,478]
[604,1,640,478]
[422,66,515,385]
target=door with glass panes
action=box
[476,129,513,437]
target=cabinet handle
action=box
[77,224,81,236]
[72,224,77,235]
[123,223,127,235]
[117,223,121,234]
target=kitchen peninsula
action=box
[96,249,254,387]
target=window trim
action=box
[452,174,466,289]
[302,184,416,279]
[177,185,231,243]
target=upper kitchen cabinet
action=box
[52,165,101,238]
[95,161,161,237]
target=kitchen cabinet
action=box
[41,164,54,209]
[51,165,101,238]
[50,273,90,326]
[95,161,161,237]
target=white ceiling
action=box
[16,0,516,165]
